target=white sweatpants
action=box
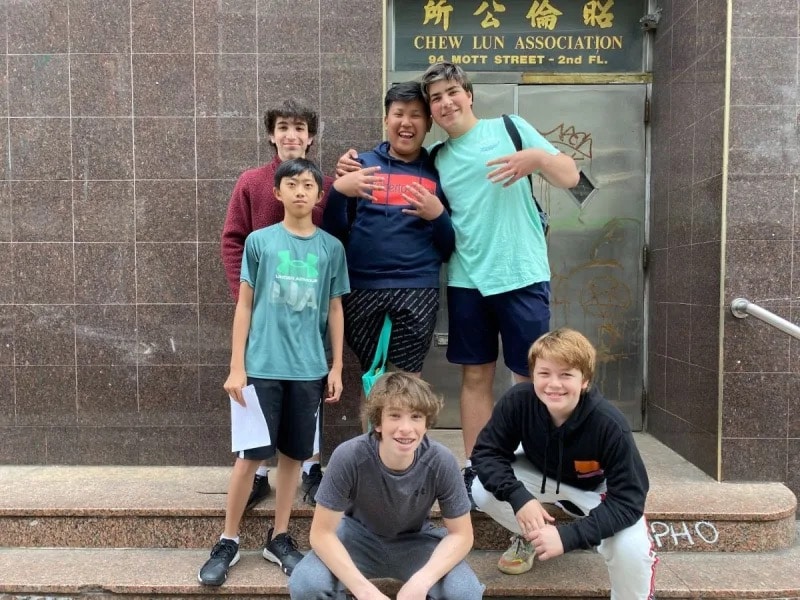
[472,452,657,600]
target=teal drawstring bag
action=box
[362,314,392,397]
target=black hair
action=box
[274,157,324,191]
[384,81,430,117]
[264,99,319,151]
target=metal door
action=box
[423,84,646,430]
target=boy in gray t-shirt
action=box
[288,373,484,600]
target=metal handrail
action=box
[730,298,800,340]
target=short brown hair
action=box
[362,373,443,438]
[420,61,473,103]
[528,328,596,384]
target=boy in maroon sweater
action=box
[221,99,333,509]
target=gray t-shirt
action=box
[315,433,471,538]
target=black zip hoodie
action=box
[472,382,649,553]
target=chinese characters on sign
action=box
[397,0,645,73]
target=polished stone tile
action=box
[196,117,258,179]
[695,42,725,118]
[7,0,69,53]
[76,366,139,427]
[649,248,667,304]
[137,366,200,427]
[728,105,800,175]
[47,426,140,464]
[666,245,692,302]
[721,437,787,481]
[195,54,257,118]
[197,179,234,242]
[668,124,693,191]
[670,5,697,76]
[727,174,793,241]
[669,65,695,135]
[9,118,71,180]
[0,427,47,462]
[74,243,136,304]
[73,180,135,242]
[691,174,722,244]
[197,243,230,305]
[15,365,77,426]
[650,300,667,356]
[132,53,195,117]
[787,375,800,438]
[133,118,195,179]
[11,180,72,242]
[69,0,131,52]
[320,0,381,54]
[731,37,798,106]
[648,352,667,411]
[8,54,70,117]
[690,241,721,306]
[72,118,134,180]
[695,0,725,58]
[0,306,13,366]
[665,357,692,417]
[135,243,198,303]
[257,0,320,53]
[727,240,791,301]
[75,304,137,366]
[138,425,231,465]
[723,372,789,438]
[198,304,233,366]
[723,307,791,373]
[257,53,320,115]
[70,54,132,117]
[666,303,691,363]
[13,304,75,367]
[731,0,798,37]
[667,184,691,248]
[693,107,723,184]
[0,127,8,183]
[787,439,800,501]
[13,243,74,304]
[320,53,382,118]
[690,304,720,371]
[194,0,257,53]
[136,304,199,366]
[320,117,386,151]
[0,245,13,305]
[0,367,13,426]
[135,180,197,242]
[131,0,193,53]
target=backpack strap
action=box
[501,114,548,225]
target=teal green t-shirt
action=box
[240,224,350,379]
[434,115,558,296]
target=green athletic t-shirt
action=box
[240,224,349,379]
[434,115,558,296]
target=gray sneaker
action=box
[262,527,304,575]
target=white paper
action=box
[230,385,271,452]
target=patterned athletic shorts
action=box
[343,288,439,374]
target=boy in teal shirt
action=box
[199,158,350,586]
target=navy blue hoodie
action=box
[472,383,649,554]
[323,142,454,289]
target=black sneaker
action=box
[198,538,240,586]
[301,463,323,506]
[463,465,478,511]
[262,527,304,575]
[245,473,271,511]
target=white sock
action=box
[464,459,472,468]
[220,534,239,544]
[256,466,268,477]
[302,460,319,475]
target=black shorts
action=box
[238,377,323,461]
[343,287,439,374]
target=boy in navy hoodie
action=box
[324,82,454,388]
[471,328,657,599]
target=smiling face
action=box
[273,170,322,220]
[531,357,589,427]
[374,405,428,470]
[425,78,477,138]
[269,117,313,161]
[384,99,431,162]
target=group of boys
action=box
[198,61,658,599]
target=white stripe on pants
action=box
[472,452,657,600]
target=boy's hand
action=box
[529,524,564,561]
[335,149,362,177]
[401,182,444,221]
[324,369,343,403]
[224,369,247,406]
[516,499,555,537]
[396,575,431,600]
[486,148,548,187]
[334,166,383,201]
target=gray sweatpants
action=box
[288,516,484,599]
[472,451,657,600]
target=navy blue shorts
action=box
[446,282,550,377]
[238,377,323,462]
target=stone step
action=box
[1,543,800,599]
[0,432,795,553]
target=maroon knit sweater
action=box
[220,155,333,300]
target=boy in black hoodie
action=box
[471,328,657,599]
